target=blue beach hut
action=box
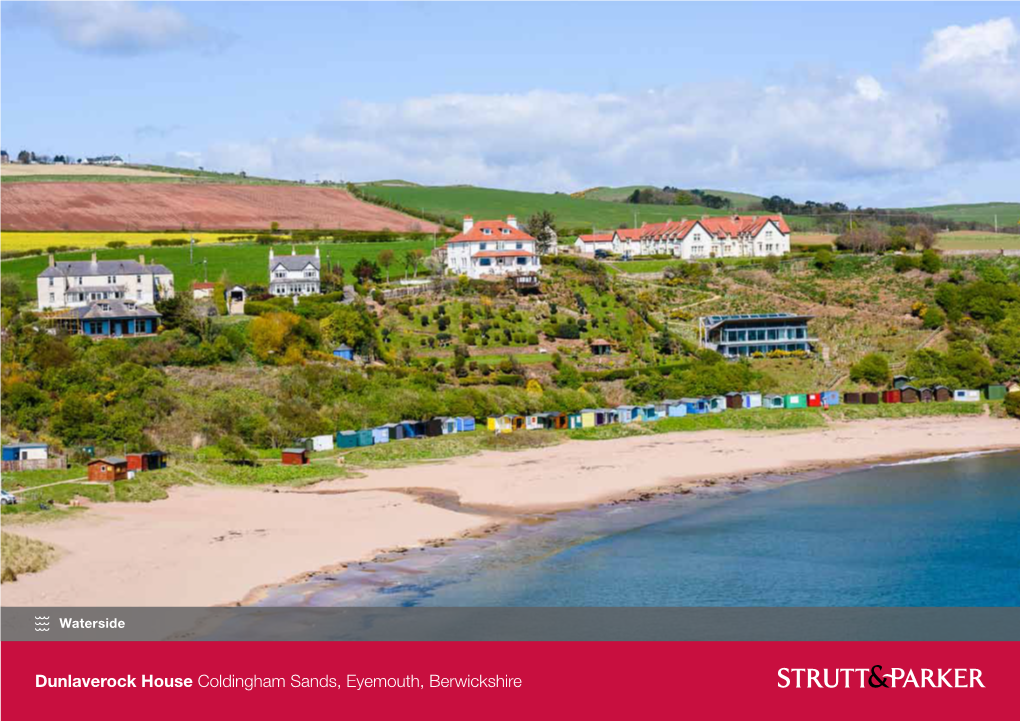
[356,429,374,447]
[372,426,392,444]
[682,397,708,415]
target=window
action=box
[501,228,510,235]
[480,258,492,266]
[479,242,487,250]
[49,278,54,287]
[49,293,55,302]
[516,242,523,249]
[77,277,83,284]
[516,257,527,265]
[482,228,492,235]
[107,276,116,283]
[136,275,142,283]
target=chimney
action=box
[90,252,98,266]
[291,245,296,256]
[314,246,320,258]
[48,253,55,268]
[702,215,709,221]
[463,216,474,233]
[269,248,274,261]
[138,254,145,265]
[681,218,688,223]
[506,215,518,229]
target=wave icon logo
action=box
[34,616,50,632]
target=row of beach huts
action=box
[279,384,1005,463]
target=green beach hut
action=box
[985,384,1007,401]
[336,431,358,449]
[568,413,584,429]
[784,393,808,409]
[356,429,374,447]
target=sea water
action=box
[264,451,1020,607]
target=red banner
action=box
[3,642,1014,718]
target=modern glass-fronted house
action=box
[698,313,815,357]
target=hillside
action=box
[577,185,765,209]
[908,202,1020,228]
[0,182,441,232]
[357,183,735,230]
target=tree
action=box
[404,248,424,278]
[320,305,378,358]
[908,224,937,250]
[270,221,280,233]
[378,249,395,282]
[524,210,557,254]
[352,258,381,283]
[217,435,256,465]
[849,353,891,386]
[921,306,945,329]
[1005,392,1020,420]
[16,150,31,164]
[250,311,302,362]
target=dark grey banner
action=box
[4,607,1019,642]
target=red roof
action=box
[191,282,216,290]
[474,250,535,258]
[613,228,644,240]
[445,219,536,245]
[576,234,614,243]
[637,215,789,241]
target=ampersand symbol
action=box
[869,665,889,688]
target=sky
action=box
[2,1,1019,207]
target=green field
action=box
[908,202,1020,227]
[936,231,1020,250]
[578,185,765,209]
[1,239,436,298]
[357,183,735,230]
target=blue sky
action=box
[3,2,1019,206]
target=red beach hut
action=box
[807,393,822,408]
[882,389,901,404]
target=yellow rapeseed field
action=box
[1,231,243,252]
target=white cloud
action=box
[9,1,233,55]
[854,76,885,101]
[921,17,1017,69]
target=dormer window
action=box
[482,228,492,235]
[107,276,116,283]
[501,228,510,235]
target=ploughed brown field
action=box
[1,182,441,232]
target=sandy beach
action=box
[3,415,1019,607]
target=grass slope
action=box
[909,202,1020,227]
[0,164,300,187]
[2,240,436,298]
[358,184,735,229]
[579,185,764,208]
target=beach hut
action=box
[332,344,354,361]
[784,394,807,409]
[371,426,391,445]
[549,412,569,429]
[294,437,313,452]
[706,396,727,413]
[525,414,543,431]
[807,393,822,408]
[579,409,597,429]
[425,418,445,437]
[1,442,49,463]
[763,394,785,410]
[510,415,526,431]
[933,386,952,403]
[725,392,744,410]
[882,389,901,404]
[683,397,709,414]
[281,448,309,466]
[126,451,168,472]
[821,391,841,407]
[381,423,404,441]
[953,389,980,402]
[568,413,584,429]
[335,431,359,449]
[442,417,458,434]
[985,384,1008,401]
[862,392,880,405]
[399,420,425,438]
[591,409,608,426]
[356,429,374,447]
[640,404,658,421]
[310,435,333,452]
[87,456,129,482]
[616,405,638,423]
[654,401,672,417]
[900,386,921,404]
[843,392,861,405]
[892,375,914,390]
[665,400,687,418]
[487,416,514,434]
[457,417,476,432]
[741,392,763,410]
[919,387,934,403]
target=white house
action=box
[269,247,321,297]
[36,253,174,312]
[443,216,542,280]
[573,233,615,255]
[613,215,791,259]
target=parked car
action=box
[1,489,17,505]
[594,249,610,259]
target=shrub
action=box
[1005,392,1020,419]
[106,240,128,249]
[850,353,891,386]
[894,255,919,273]
[922,306,945,329]
[920,248,942,274]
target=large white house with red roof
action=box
[612,215,791,259]
[443,216,542,280]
